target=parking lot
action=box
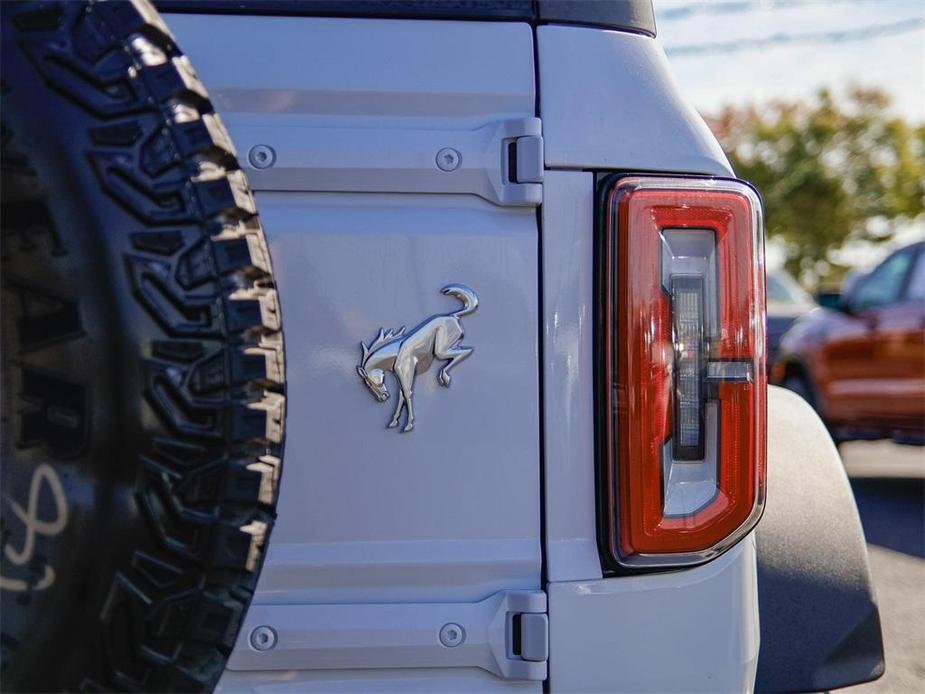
[842,441,925,693]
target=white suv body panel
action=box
[223,190,541,606]
[548,537,759,693]
[169,15,543,690]
[169,13,759,692]
[540,170,758,691]
[538,25,732,176]
[540,170,602,584]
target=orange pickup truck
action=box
[771,241,925,444]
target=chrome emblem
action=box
[356,284,478,432]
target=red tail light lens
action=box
[600,176,766,569]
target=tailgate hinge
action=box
[232,117,544,207]
[500,118,544,204]
[227,589,548,681]
[513,612,549,663]
[506,591,549,670]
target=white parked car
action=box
[0,1,883,692]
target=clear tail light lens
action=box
[599,176,767,570]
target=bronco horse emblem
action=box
[356,284,478,432]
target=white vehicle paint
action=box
[168,12,760,693]
[548,538,759,693]
[539,155,757,692]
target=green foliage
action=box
[708,88,925,281]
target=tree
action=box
[707,88,925,282]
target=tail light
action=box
[599,176,767,570]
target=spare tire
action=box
[1,1,285,690]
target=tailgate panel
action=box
[168,15,543,686]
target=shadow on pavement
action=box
[849,477,925,559]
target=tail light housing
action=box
[599,175,767,570]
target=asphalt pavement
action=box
[841,441,925,694]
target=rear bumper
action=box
[547,536,759,693]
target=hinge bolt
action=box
[436,147,461,172]
[439,622,465,647]
[248,144,276,169]
[249,625,278,651]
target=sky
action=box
[656,0,925,123]
[654,0,925,271]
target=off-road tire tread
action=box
[2,1,285,690]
